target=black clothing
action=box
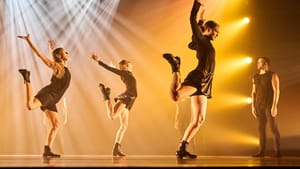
[253,71,280,153]
[182,0,216,99]
[98,61,137,110]
[188,20,204,50]
[35,67,71,112]
[114,93,136,111]
[253,71,274,109]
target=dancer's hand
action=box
[199,8,205,21]
[251,106,257,118]
[90,52,99,62]
[271,106,278,117]
[48,40,55,51]
[17,33,30,40]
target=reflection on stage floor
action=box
[0,155,300,167]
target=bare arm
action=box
[251,78,257,118]
[17,34,55,68]
[271,73,280,117]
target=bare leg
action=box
[105,100,114,120]
[113,109,129,156]
[19,69,42,110]
[24,82,42,110]
[176,95,207,159]
[115,109,129,143]
[170,72,181,101]
[43,109,60,157]
[106,101,126,120]
[182,95,207,142]
[45,110,60,147]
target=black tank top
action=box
[49,67,71,100]
[253,71,274,108]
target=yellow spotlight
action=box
[245,57,252,64]
[243,17,250,24]
[226,131,259,145]
[247,97,252,104]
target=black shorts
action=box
[182,69,213,99]
[35,88,60,112]
[114,93,137,111]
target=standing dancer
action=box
[163,0,220,159]
[91,53,137,157]
[251,57,281,157]
[18,34,71,157]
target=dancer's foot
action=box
[18,69,30,83]
[99,83,111,100]
[176,141,197,159]
[43,146,60,158]
[176,149,197,159]
[113,143,126,157]
[163,53,180,73]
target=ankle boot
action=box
[99,83,111,100]
[163,53,180,73]
[43,145,60,158]
[112,143,126,157]
[176,141,197,159]
[18,69,30,83]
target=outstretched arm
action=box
[271,73,280,117]
[17,34,55,68]
[90,53,122,75]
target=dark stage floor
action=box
[0,155,300,167]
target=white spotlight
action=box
[243,17,250,24]
[245,57,252,64]
[247,97,252,104]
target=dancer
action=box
[18,34,71,157]
[251,57,281,157]
[163,0,220,159]
[91,53,137,157]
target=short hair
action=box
[258,56,270,65]
[119,59,130,66]
[204,20,219,30]
[52,48,63,62]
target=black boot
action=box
[43,145,60,158]
[99,83,111,100]
[18,69,30,83]
[176,141,197,159]
[112,143,126,157]
[163,53,180,73]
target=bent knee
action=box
[192,117,205,128]
[52,121,60,130]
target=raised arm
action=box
[271,73,280,117]
[90,53,122,75]
[190,0,204,40]
[17,34,55,68]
